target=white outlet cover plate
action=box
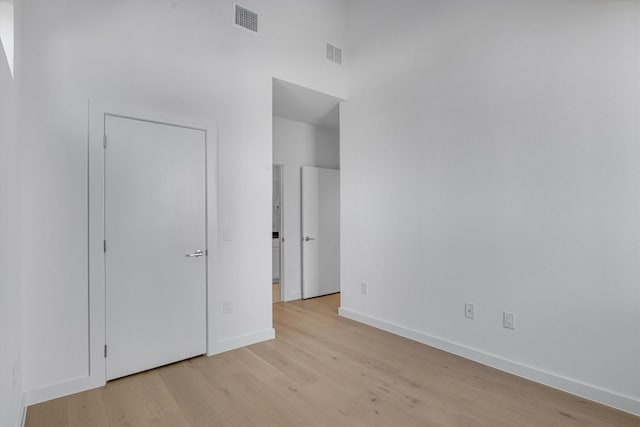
[503,312,515,329]
[223,301,232,313]
[465,303,475,319]
[224,228,232,241]
[360,282,368,295]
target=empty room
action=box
[1,0,639,426]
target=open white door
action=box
[104,115,207,381]
[301,166,340,299]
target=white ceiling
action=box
[272,78,342,129]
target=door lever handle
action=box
[304,236,316,242]
[185,250,204,258]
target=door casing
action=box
[273,163,285,302]
[88,99,218,389]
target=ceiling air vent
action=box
[326,43,343,65]
[235,4,258,33]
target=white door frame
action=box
[273,163,285,301]
[88,98,218,388]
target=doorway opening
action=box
[272,78,343,302]
[89,100,217,387]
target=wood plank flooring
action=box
[26,294,640,426]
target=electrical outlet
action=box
[360,282,368,295]
[223,300,232,314]
[503,312,515,329]
[223,228,233,241]
[465,302,475,319]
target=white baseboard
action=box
[338,307,640,417]
[210,328,276,355]
[23,376,97,407]
[22,329,276,409]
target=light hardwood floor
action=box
[26,294,639,426]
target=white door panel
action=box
[105,115,206,381]
[301,166,340,299]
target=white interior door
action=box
[301,166,340,299]
[105,115,206,381]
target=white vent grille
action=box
[334,46,342,64]
[326,43,342,65]
[235,4,258,33]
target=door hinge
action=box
[103,240,107,253]
[104,345,107,358]
[205,249,208,256]
[103,135,107,148]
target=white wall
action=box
[341,0,640,415]
[273,117,339,300]
[0,1,22,425]
[19,0,346,401]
